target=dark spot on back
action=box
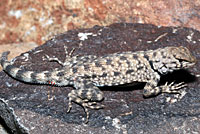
[57,71,65,77]
[83,56,89,61]
[44,72,51,78]
[82,75,91,79]
[83,64,90,71]
[126,69,134,74]
[82,80,88,85]
[144,54,149,60]
[85,82,94,89]
[114,72,120,76]
[162,55,166,58]
[126,60,130,66]
[101,67,106,71]
[137,66,143,70]
[72,68,78,73]
[161,51,166,58]
[153,52,157,57]
[120,56,127,60]
[80,89,89,99]
[106,59,112,65]
[167,56,171,59]
[146,76,150,81]
[95,62,102,67]
[91,74,97,78]
[56,80,62,84]
[116,61,122,67]
[72,63,77,66]
[133,54,138,59]
[100,73,107,77]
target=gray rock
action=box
[0,23,200,134]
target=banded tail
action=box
[0,51,64,85]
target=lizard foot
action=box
[162,82,187,94]
[67,90,104,123]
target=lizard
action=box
[0,46,196,123]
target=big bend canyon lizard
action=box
[0,46,196,122]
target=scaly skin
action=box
[0,46,196,123]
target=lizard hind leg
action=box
[67,80,104,123]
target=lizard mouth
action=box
[179,60,196,68]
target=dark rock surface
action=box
[0,23,200,134]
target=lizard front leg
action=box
[143,77,187,97]
[45,46,97,67]
[45,46,75,66]
[67,78,104,123]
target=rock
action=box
[0,23,200,134]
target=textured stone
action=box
[0,23,200,134]
[0,42,38,70]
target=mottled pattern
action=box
[0,46,196,123]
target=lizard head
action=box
[150,46,196,75]
[170,46,196,69]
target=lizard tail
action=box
[0,51,54,84]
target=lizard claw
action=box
[162,82,187,94]
[170,82,187,90]
[45,54,65,66]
